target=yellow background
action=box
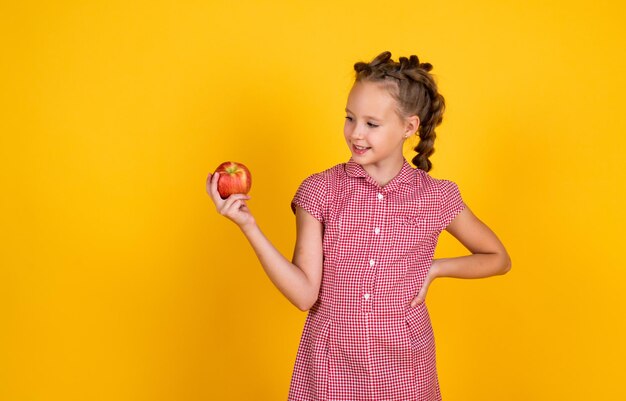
[1,1,625,400]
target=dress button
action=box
[364,293,371,300]
[374,227,380,235]
[377,193,383,200]
[369,259,375,267]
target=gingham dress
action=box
[288,158,465,401]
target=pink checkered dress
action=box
[288,158,466,401]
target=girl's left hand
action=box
[410,259,441,307]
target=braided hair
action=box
[353,51,446,172]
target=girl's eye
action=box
[344,116,377,128]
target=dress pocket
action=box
[404,303,435,354]
[392,214,427,252]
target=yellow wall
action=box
[2,1,625,400]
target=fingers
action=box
[220,194,249,212]
[218,194,251,218]
[410,293,424,308]
[206,172,221,201]
[410,281,429,307]
[206,173,213,195]
[410,264,439,307]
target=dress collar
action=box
[345,157,416,190]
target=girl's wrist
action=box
[429,258,444,279]
[239,218,258,236]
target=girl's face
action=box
[344,80,418,170]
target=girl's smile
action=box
[352,144,371,155]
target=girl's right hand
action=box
[206,172,256,229]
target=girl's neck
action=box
[361,157,405,187]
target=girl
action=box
[206,51,511,401]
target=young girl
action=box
[206,51,511,401]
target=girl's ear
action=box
[404,115,420,137]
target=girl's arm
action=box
[207,173,323,311]
[436,206,511,279]
[411,206,511,306]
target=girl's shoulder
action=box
[319,161,350,177]
[291,162,348,220]
[410,167,457,196]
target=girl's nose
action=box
[350,124,365,140]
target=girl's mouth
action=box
[353,144,371,155]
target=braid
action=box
[353,51,446,172]
[412,84,445,172]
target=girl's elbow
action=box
[295,298,316,312]
[500,253,512,275]
[294,291,320,312]
[296,303,312,312]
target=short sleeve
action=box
[439,179,466,230]
[290,173,327,223]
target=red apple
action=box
[214,161,252,199]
